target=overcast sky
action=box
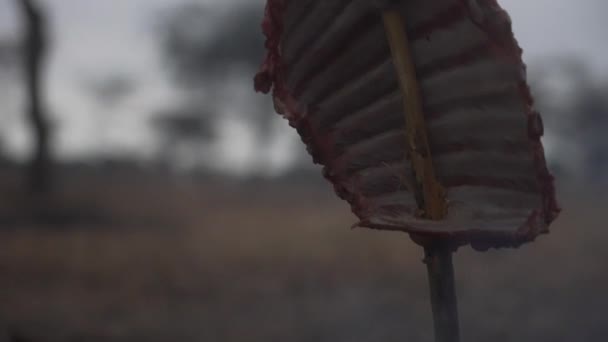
[0,0,606,172]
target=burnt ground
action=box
[0,169,605,342]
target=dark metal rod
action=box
[424,244,460,342]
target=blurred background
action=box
[0,0,606,341]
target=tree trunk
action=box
[18,0,52,194]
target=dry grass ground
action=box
[0,171,606,341]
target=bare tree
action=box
[531,57,608,183]
[161,3,266,86]
[17,0,52,193]
[17,0,51,193]
[159,4,269,134]
[157,3,317,172]
[152,102,216,170]
[82,73,137,155]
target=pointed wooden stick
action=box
[424,242,460,342]
[382,11,447,220]
[382,11,460,342]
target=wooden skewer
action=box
[382,11,447,220]
[382,11,460,342]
